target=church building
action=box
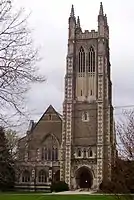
[16,2,116,191]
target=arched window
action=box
[48,114,52,120]
[89,46,95,72]
[48,148,51,160]
[90,150,93,157]
[84,112,88,120]
[78,47,85,73]
[82,111,89,122]
[55,148,58,161]
[77,148,81,157]
[38,170,47,183]
[88,149,93,157]
[22,170,30,183]
[83,148,87,158]
[42,134,59,161]
[44,147,48,160]
[52,148,55,161]
[43,147,59,161]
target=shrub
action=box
[99,180,115,193]
[51,181,69,192]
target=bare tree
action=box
[115,110,134,198]
[100,110,134,199]
[117,110,134,160]
[0,0,45,127]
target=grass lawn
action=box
[0,194,116,200]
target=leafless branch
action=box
[0,0,45,127]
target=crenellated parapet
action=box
[76,30,98,40]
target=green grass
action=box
[0,194,115,200]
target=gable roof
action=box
[41,105,62,120]
[28,105,62,133]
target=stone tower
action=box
[60,2,115,190]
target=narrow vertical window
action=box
[55,148,58,161]
[84,112,88,120]
[22,170,30,183]
[79,47,85,73]
[44,147,47,160]
[90,150,93,157]
[38,170,47,183]
[48,114,52,120]
[83,148,87,158]
[82,111,89,122]
[88,149,93,157]
[89,46,95,72]
[48,148,51,160]
[77,148,81,157]
[81,90,82,96]
[52,148,55,161]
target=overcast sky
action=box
[15,0,134,123]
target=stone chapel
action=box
[16,2,116,191]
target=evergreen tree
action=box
[0,127,15,191]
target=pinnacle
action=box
[70,4,75,17]
[99,2,104,16]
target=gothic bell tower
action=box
[60,2,115,190]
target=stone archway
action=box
[54,170,60,183]
[75,166,93,189]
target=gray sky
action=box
[15,0,134,122]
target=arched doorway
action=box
[76,166,93,188]
[54,170,60,183]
